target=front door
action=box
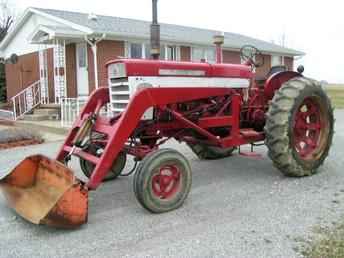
[76,43,89,96]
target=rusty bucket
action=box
[0,155,88,228]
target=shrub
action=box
[0,63,6,102]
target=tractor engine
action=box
[107,59,251,115]
[106,58,263,141]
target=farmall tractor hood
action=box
[106,59,253,79]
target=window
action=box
[166,46,177,61]
[192,48,204,62]
[192,47,216,63]
[130,43,143,58]
[204,48,216,63]
[144,44,166,60]
[77,43,87,67]
[271,55,284,67]
[160,46,166,60]
[128,42,178,60]
[145,43,151,59]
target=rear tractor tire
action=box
[187,143,235,160]
[265,77,334,177]
[79,145,127,181]
[133,149,192,213]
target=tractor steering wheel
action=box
[240,45,264,68]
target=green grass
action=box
[299,221,344,258]
[325,84,344,109]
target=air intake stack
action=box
[213,32,225,64]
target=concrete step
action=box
[34,108,60,118]
[32,107,60,120]
[40,104,60,109]
[34,109,59,115]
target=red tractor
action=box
[0,1,334,228]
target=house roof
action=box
[29,25,86,43]
[0,7,305,57]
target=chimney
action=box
[88,13,98,22]
[150,0,160,59]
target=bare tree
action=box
[0,0,15,102]
[0,0,14,42]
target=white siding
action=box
[2,14,64,58]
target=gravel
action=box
[0,127,42,144]
[0,110,343,258]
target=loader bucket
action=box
[0,155,88,228]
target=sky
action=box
[6,0,344,83]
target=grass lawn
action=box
[297,85,344,257]
[299,220,344,258]
[325,84,344,109]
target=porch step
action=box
[39,104,60,109]
[32,106,60,121]
[34,108,59,116]
[22,114,50,121]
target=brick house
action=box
[0,7,304,121]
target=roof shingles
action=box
[33,7,304,56]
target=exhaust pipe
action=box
[150,0,160,60]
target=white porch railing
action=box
[60,97,88,127]
[0,80,42,121]
[12,81,41,120]
[61,97,112,127]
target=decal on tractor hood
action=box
[159,69,206,76]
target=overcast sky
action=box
[7,0,344,83]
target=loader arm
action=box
[57,86,235,189]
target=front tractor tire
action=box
[80,146,127,181]
[133,149,192,213]
[265,77,334,177]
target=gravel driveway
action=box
[0,111,343,258]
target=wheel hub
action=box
[293,97,326,160]
[152,165,181,199]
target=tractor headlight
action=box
[109,63,127,79]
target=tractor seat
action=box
[255,65,288,85]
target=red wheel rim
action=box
[293,97,327,160]
[151,165,181,200]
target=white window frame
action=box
[127,41,146,59]
[191,46,216,63]
[271,55,285,67]
[125,41,180,61]
[165,45,179,61]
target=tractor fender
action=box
[264,71,302,100]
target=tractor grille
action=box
[109,78,130,115]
